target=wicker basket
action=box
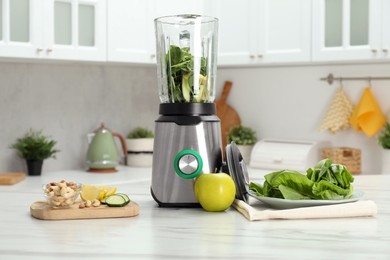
[321,147,361,174]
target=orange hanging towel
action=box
[349,87,386,137]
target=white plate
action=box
[248,189,364,209]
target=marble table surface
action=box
[0,166,389,259]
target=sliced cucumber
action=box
[105,194,127,207]
[101,197,108,204]
[116,193,130,205]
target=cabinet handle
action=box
[36,48,43,52]
[371,48,378,53]
[46,48,53,53]
[383,48,388,53]
[249,54,255,59]
[150,54,156,59]
[257,54,263,58]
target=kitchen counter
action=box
[1,166,389,259]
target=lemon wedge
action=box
[81,184,117,201]
[80,184,101,201]
[97,186,117,200]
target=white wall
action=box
[1,61,389,174]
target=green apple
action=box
[194,173,236,212]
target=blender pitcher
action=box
[155,14,218,103]
[151,15,222,207]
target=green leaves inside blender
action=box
[166,45,208,103]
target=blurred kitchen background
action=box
[1,0,389,174]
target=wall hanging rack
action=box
[321,73,390,85]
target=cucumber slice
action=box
[116,193,130,205]
[105,194,127,207]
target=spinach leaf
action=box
[167,45,182,66]
[312,180,353,200]
[279,185,311,200]
[264,170,315,199]
[249,182,263,196]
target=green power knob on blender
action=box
[174,150,203,179]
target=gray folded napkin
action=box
[232,199,377,221]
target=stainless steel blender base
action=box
[151,120,222,207]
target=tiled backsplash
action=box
[0,62,158,173]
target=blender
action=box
[151,14,222,207]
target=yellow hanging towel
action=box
[349,87,386,137]
[320,88,354,134]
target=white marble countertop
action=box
[1,166,390,259]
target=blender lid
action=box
[225,142,249,203]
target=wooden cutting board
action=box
[215,81,241,149]
[0,172,26,185]
[30,200,139,220]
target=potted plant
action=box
[227,125,257,164]
[126,127,154,167]
[378,122,390,174]
[10,129,60,176]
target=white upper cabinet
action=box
[381,0,390,59]
[0,0,42,58]
[45,0,106,61]
[107,0,203,64]
[107,0,153,64]
[257,0,311,63]
[0,0,106,61]
[205,0,311,66]
[312,0,384,61]
[1,0,388,64]
[203,0,258,65]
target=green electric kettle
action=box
[86,123,127,172]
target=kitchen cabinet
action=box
[256,0,311,64]
[2,0,387,65]
[312,0,389,61]
[0,0,106,61]
[45,0,106,61]
[0,0,41,58]
[202,0,257,65]
[107,0,203,64]
[205,0,311,66]
[107,0,153,64]
[381,0,390,59]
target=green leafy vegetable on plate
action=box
[249,158,354,201]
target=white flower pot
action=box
[127,153,153,167]
[126,138,154,152]
[381,149,390,174]
[126,138,154,167]
[237,145,254,164]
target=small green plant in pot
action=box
[10,129,60,175]
[126,127,154,167]
[227,125,257,164]
[127,127,154,139]
[378,122,390,174]
[378,122,390,149]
